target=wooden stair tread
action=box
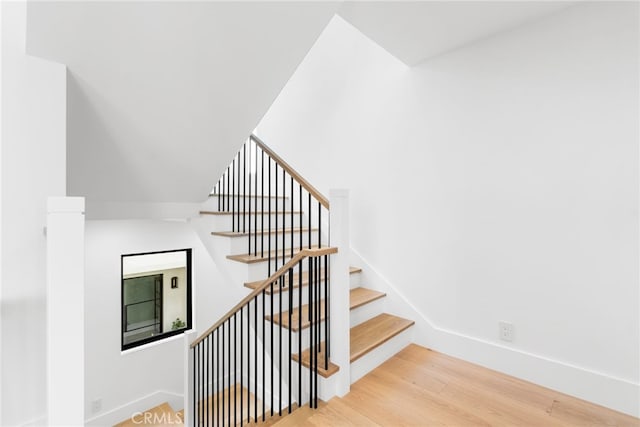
[227,245,324,264]
[266,300,326,331]
[200,210,301,216]
[267,287,386,330]
[201,383,265,425]
[245,266,362,294]
[291,342,340,378]
[250,403,301,426]
[114,402,181,426]
[350,313,414,363]
[212,227,317,238]
[350,287,386,310]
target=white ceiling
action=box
[24,1,578,206]
[26,2,339,203]
[338,1,577,66]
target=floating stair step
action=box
[266,300,326,331]
[250,403,301,426]
[212,227,317,238]
[350,287,386,310]
[291,342,340,378]
[244,266,363,294]
[209,193,288,199]
[350,313,414,363]
[267,287,386,331]
[201,383,264,426]
[200,210,302,216]
[227,245,325,264]
[115,402,182,426]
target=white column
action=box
[47,197,85,426]
[329,189,350,396]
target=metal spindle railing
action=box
[191,248,336,426]
[203,136,334,425]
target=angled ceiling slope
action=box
[26,2,339,203]
[338,1,577,66]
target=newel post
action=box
[329,189,350,396]
[46,197,85,426]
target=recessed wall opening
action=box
[121,248,192,351]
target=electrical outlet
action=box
[91,398,102,414]
[499,321,514,342]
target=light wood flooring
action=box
[282,344,639,426]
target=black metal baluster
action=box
[193,348,197,426]
[234,314,237,427]
[291,177,294,260]
[232,159,236,232]
[325,254,329,370]
[298,184,303,407]
[270,280,274,417]
[261,150,265,258]
[262,290,266,422]
[308,193,311,249]
[217,328,220,427]
[243,143,246,234]
[201,343,205,422]
[313,257,321,408]
[318,202,322,249]
[240,307,244,427]
[254,140,258,256]
[275,162,278,278]
[228,320,231,427]
[247,301,251,423]
[254,295,258,423]
[288,268,293,413]
[206,336,209,426]
[308,256,313,408]
[221,324,225,426]
[279,274,282,416]
[268,158,272,275]
[282,167,286,268]
[218,180,221,212]
[237,151,240,235]
[248,140,251,255]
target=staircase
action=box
[190,135,414,425]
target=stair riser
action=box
[219,232,320,254]
[203,213,305,231]
[243,257,331,282]
[245,270,361,299]
[203,196,290,212]
[350,326,414,384]
[349,297,386,328]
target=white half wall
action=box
[1,2,67,425]
[257,3,640,416]
[84,219,245,424]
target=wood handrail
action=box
[250,134,330,210]
[191,246,338,348]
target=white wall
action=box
[258,3,639,415]
[1,2,67,425]
[84,219,244,424]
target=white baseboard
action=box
[85,390,183,427]
[350,248,640,417]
